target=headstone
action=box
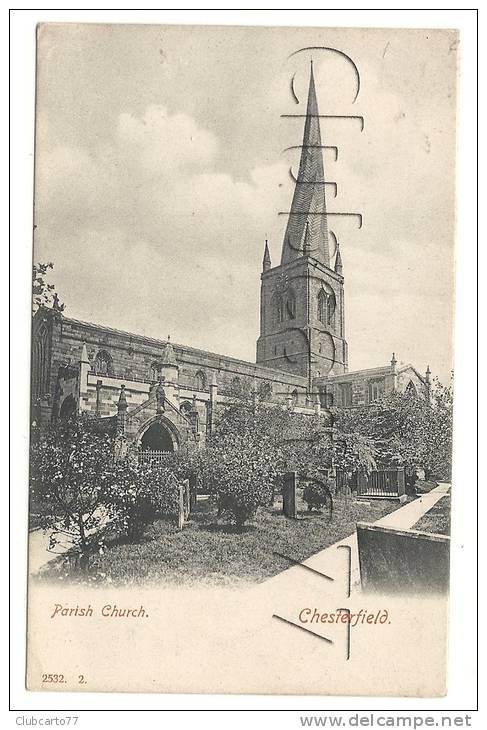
[182,479,190,519]
[282,472,297,519]
[177,484,185,530]
[189,475,197,510]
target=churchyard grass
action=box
[38,491,402,586]
[412,495,451,536]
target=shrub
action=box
[302,478,333,515]
[107,462,179,541]
[198,433,277,527]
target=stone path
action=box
[28,507,111,575]
[255,481,451,593]
[374,481,450,530]
[28,524,83,575]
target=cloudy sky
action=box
[35,23,457,383]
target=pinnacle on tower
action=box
[80,342,89,364]
[334,242,343,275]
[117,383,127,411]
[262,239,271,272]
[303,221,311,255]
[281,61,330,267]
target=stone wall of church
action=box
[313,364,428,409]
[33,308,310,426]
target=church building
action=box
[31,65,430,455]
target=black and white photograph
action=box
[21,19,463,698]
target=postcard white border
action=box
[8,5,479,721]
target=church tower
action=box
[256,62,348,385]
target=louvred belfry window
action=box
[318,289,336,328]
[286,290,296,319]
[273,293,284,323]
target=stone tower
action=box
[256,62,348,385]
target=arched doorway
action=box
[140,420,175,453]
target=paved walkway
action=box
[28,528,61,575]
[255,481,451,594]
[28,507,111,575]
[207,483,453,694]
[375,481,450,530]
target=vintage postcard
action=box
[27,23,456,695]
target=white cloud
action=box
[117,104,218,176]
[35,105,290,361]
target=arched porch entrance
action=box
[140,421,175,453]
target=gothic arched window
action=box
[180,400,193,417]
[327,291,336,327]
[319,388,334,409]
[94,350,112,376]
[195,369,207,391]
[318,288,336,328]
[339,383,353,407]
[286,290,296,320]
[149,362,162,382]
[368,379,383,403]
[405,381,418,397]
[272,292,284,324]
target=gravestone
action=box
[282,472,297,519]
[189,475,197,510]
[182,478,191,520]
[177,484,185,530]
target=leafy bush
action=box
[106,462,180,541]
[302,478,333,515]
[198,432,277,527]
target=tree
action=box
[332,430,377,474]
[333,377,453,481]
[32,262,65,314]
[207,395,376,522]
[30,416,116,569]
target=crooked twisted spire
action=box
[281,61,330,267]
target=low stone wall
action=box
[356,522,450,594]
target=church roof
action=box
[281,62,330,267]
[318,363,427,385]
[50,309,308,386]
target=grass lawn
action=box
[39,492,402,587]
[413,495,451,536]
